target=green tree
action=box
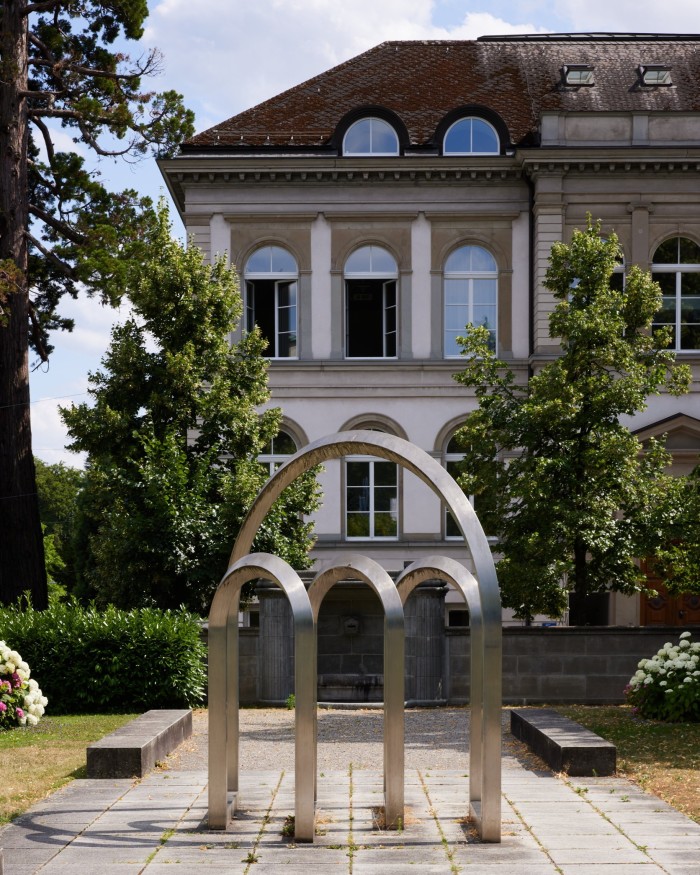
[34,458,84,589]
[61,204,319,612]
[0,1,194,608]
[453,220,691,624]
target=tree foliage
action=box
[0,0,194,608]
[34,458,84,587]
[61,205,320,612]
[452,220,691,623]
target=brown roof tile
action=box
[183,36,700,151]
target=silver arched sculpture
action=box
[309,555,405,827]
[396,555,499,840]
[209,430,502,843]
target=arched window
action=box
[443,117,499,155]
[345,426,398,541]
[343,117,399,156]
[244,245,298,358]
[444,245,498,357]
[652,237,700,351]
[258,430,297,476]
[344,245,398,358]
[443,432,494,539]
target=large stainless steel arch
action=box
[208,553,316,840]
[309,555,405,828]
[396,555,500,841]
[218,430,502,843]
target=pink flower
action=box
[16,707,24,718]
[0,702,6,712]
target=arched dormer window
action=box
[444,245,498,356]
[344,245,398,358]
[343,117,399,156]
[244,245,298,358]
[443,117,499,155]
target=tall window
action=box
[346,457,398,539]
[652,237,700,351]
[444,245,498,357]
[258,430,297,476]
[345,245,398,358]
[343,117,399,156]
[244,245,298,358]
[443,117,499,155]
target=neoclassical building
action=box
[160,33,700,629]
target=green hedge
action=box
[0,601,206,713]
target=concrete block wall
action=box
[446,627,688,705]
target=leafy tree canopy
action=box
[452,219,691,623]
[0,0,194,609]
[61,204,320,612]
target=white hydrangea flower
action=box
[680,631,692,639]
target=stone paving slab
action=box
[2,746,700,873]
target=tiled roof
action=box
[183,35,700,151]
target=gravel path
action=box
[165,707,526,773]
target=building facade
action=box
[160,34,700,629]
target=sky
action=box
[29,0,700,467]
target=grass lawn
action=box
[0,713,137,824]
[559,705,700,824]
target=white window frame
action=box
[345,456,399,541]
[443,246,498,358]
[344,245,399,359]
[244,246,298,360]
[258,431,297,477]
[651,237,700,353]
[342,117,399,156]
[443,117,499,155]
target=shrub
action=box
[0,641,48,729]
[0,601,206,713]
[626,630,700,722]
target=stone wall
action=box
[236,625,688,705]
[447,627,684,705]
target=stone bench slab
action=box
[87,709,192,779]
[510,707,616,776]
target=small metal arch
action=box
[208,553,316,841]
[308,555,405,828]
[396,556,500,841]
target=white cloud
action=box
[558,0,700,32]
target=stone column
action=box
[404,581,447,703]
[257,583,294,703]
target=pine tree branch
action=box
[28,203,87,246]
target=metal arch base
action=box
[208,430,503,844]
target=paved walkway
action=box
[2,710,699,874]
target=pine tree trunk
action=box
[0,2,48,609]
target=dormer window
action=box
[443,117,499,155]
[640,64,672,86]
[343,117,399,156]
[563,64,595,86]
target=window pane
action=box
[370,118,399,153]
[277,282,297,307]
[653,238,680,264]
[470,247,497,272]
[445,305,469,330]
[444,331,462,357]
[347,487,370,512]
[655,273,676,294]
[347,461,369,486]
[472,278,497,304]
[680,297,700,322]
[345,246,373,273]
[344,118,371,153]
[445,247,472,273]
[681,273,700,297]
[269,246,297,273]
[472,304,497,330]
[272,432,297,454]
[347,513,370,537]
[371,246,398,275]
[446,437,463,454]
[373,461,397,487]
[444,119,472,153]
[680,323,700,349]
[471,118,499,153]
[374,512,397,537]
[276,332,296,358]
[445,278,467,304]
[679,237,700,264]
[446,511,461,537]
[374,488,396,512]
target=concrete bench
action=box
[510,708,616,776]
[87,709,192,778]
